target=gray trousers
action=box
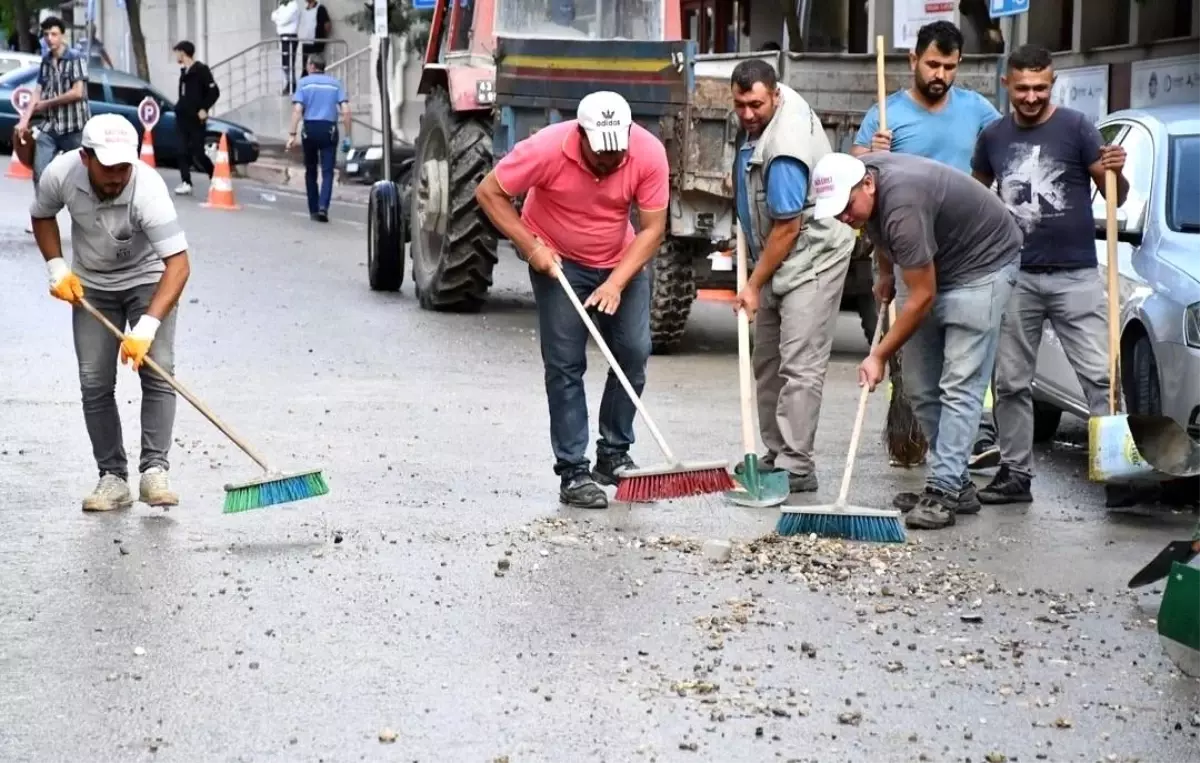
[72,283,178,479]
[994,268,1110,477]
[753,255,851,475]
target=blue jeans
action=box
[301,119,337,214]
[33,129,83,185]
[529,258,652,477]
[899,261,1019,494]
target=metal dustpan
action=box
[726,456,790,508]
[1126,414,1200,478]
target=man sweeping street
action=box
[851,19,1005,471]
[811,151,1022,530]
[971,44,1128,505]
[30,113,192,512]
[475,91,669,509]
[729,58,856,493]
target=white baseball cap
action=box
[577,91,633,153]
[811,153,869,220]
[82,113,140,166]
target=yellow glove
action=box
[46,257,84,304]
[120,316,160,371]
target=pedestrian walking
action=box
[811,151,1023,530]
[16,15,90,185]
[285,54,352,222]
[172,40,220,196]
[298,0,333,66]
[728,58,857,493]
[29,113,192,513]
[851,19,1005,469]
[272,0,301,94]
[970,44,1129,505]
[474,91,669,509]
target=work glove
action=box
[340,137,352,153]
[47,257,84,304]
[120,315,160,372]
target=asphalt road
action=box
[0,169,1196,763]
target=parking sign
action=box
[137,96,161,131]
[10,86,32,114]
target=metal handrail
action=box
[210,37,351,118]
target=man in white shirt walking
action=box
[271,0,300,94]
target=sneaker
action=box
[957,481,982,515]
[139,466,179,507]
[592,452,638,487]
[905,487,957,530]
[788,472,819,493]
[174,182,193,196]
[560,473,608,509]
[82,473,134,512]
[979,465,1033,505]
[968,440,1001,470]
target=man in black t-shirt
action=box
[970,44,1129,505]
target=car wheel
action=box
[204,135,220,166]
[1124,333,1163,416]
[1032,401,1063,443]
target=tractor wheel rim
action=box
[415,127,448,276]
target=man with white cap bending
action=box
[810,151,1022,530]
[31,113,192,513]
[475,91,669,509]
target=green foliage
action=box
[345,0,434,51]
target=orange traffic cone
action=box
[139,128,156,167]
[201,133,240,211]
[6,135,33,179]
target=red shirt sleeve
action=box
[493,131,553,197]
[635,134,670,212]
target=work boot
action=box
[968,439,1002,470]
[592,452,638,487]
[957,481,982,515]
[788,472,819,493]
[82,473,134,512]
[905,487,957,530]
[979,465,1033,505]
[560,472,608,510]
[734,454,778,475]
[139,466,179,507]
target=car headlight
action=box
[1185,302,1200,348]
[243,130,256,144]
[365,146,383,161]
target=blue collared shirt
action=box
[293,72,346,123]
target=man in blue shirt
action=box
[285,54,352,222]
[731,59,857,493]
[852,19,1004,483]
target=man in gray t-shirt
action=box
[812,151,1022,530]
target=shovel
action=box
[1126,414,1200,478]
[725,224,789,509]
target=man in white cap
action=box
[475,90,669,509]
[30,113,192,513]
[810,151,1022,530]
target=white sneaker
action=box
[82,474,134,512]
[174,182,193,196]
[139,467,179,507]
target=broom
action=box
[79,298,329,513]
[552,268,734,502]
[775,300,906,543]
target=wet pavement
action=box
[0,170,1197,762]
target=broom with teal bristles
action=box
[80,298,329,513]
[775,300,905,543]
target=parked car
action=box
[0,64,259,167]
[343,139,414,186]
[0,51,40,76]
[1031,104,1200,442]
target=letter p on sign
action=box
[10,86,32,115]
[138,96,161,131]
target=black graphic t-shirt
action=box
[972,107,1103,270]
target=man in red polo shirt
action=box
[476,91,670,509]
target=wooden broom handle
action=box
[1104,169,1119,415]
[77,297,274,472]
[876,35,888,132]
[838,302,889,506]
[735,225,757,456]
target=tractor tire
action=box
[649,239,696,355]
[367,179,405,292]
[409,88,498,312]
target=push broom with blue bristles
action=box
[80,298,329,514]
[775,300,905,543]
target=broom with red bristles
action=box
[553,268,734,502]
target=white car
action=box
[0,52,40,76]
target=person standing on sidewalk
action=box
[850,19,1005,470]
[285,54,352,222]
[970,44,1128,505]
[811,151,1022,530]
[272,0,301,94]
[728,58,856,494]
[17,15,90,185]
[30,114,192,512]
[474,91,669,509]
[172,41,220,196]
[298,0,333,67]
